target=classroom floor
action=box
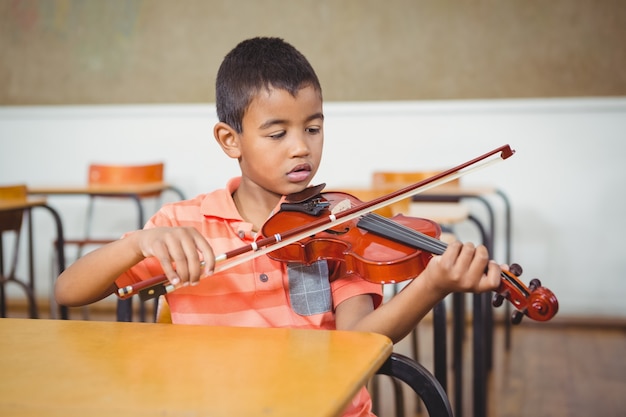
[6,301,626,417]
[377,320,626,417]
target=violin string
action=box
[362,214,521,290]
[370,215,443,252]
[360,214,552,319]
[359,213,447,255]
[366,214,527,288]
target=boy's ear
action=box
[213,122,241,159]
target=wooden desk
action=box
[29,182,182,196]
[0,198,47,211]
[0,198,65,319]
[0,319,392,417]
[28,182,185,227]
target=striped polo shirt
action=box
[115,177,383,328]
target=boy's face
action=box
[236,85,324,197]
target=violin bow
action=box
[118,144,515,299]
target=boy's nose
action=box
[290,134,311,156]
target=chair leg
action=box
[453,292,465,417]
[117,298,133,322]
[410,327,423,413]
[370,373,407,417]
[376,352,453,417]
[390,377,406,417]
[433,300,448,391]
[369,373,380,416]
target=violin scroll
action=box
[492,263,559,324]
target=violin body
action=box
[263,189,559,324]
[263,191,441,284]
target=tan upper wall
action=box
[1,0,625,105]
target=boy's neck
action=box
[232,189,279,232]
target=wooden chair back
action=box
[327,188,394,218]
[0,185,28,233]
[88,162,164,197]
[372,171,460,189]
[371,171,461,216]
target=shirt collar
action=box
[200,177,286,235]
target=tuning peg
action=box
[529,278,542,291]
[509,263,523,276]
[492,290,508,307]
[511,309,524,325]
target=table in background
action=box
[0,318,392,417]
[0,198,65,319]
[28,183,185,321]
[28,182,185,227]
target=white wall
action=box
[1,98,625,320]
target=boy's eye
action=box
[306,127,321,134]
[268,131,286,139]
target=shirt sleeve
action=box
[330,272,383,310]
[114,208,176,291]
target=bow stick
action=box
[118,144,515,300]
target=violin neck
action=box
[357,214,447,255]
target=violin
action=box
[118,145,557,323]
[263,190,558,324]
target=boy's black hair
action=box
[215,37,322,133]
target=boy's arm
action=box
[54,234,145,306]
[335,241,501,344]
[55,227,215,307]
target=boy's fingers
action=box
[456,241,478,270]
[194,235,215,275]
[485,261,503,291]
[465,244,488,275]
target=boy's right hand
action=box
[135,227,215,287]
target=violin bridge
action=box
[331,199,352,215]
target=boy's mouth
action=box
[287,164,312,182]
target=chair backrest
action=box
[372,171,461,192]
[0,184,28,233]
[78,163,165,251]
[88,163,164,197]
[327,188,394,218]
[371,171,461,216]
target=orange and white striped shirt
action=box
[115,177,383,328]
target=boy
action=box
[55,37,501,416]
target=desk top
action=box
[0,319,392,417]
[28,182,174,196]
[370,184,496,196]
[0,197,47,211]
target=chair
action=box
[324,187,394,218]
[55,162,167,321]
[0,184,38,318]
[371,170,468,223]
[376,353,453,417]
[71,162,165,256]
[154,296,452,417]
[373,170,501,417]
